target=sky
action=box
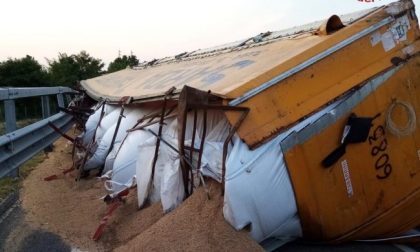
[0,0,419,67]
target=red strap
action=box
[92,201,122,241]
[44,175,59,181]
[43,166,75,182]
[47,122,75,143]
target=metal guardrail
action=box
[0,87,77,178]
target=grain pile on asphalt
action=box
[116,181,264,252]
[20,132,263,251]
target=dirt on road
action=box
[20,132,262,251]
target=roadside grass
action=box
[0,118,46,200]
[0,152,46,200]
[0,118,41,135]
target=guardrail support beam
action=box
[4,100,16,133]
[65,94,72,105]
[57,93,65,108]
[41,96,51,118]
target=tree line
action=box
[0,51,139,123]
[0,51,139,88]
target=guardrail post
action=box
[0,86,77,179]
[65,94,72,105]
[57,93,65,108]
[4,99,17,176]
[41,95,53,152]
[4,100,17,133]
[41,96,51,118]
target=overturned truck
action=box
[65,0,420,245]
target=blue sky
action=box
[0,0,418,66]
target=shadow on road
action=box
[0,196,70,252]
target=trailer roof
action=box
[81,7,379,103]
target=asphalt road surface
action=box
[1,194,419,252]
[0,195,70,252]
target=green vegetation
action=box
[0,51,141,200]
[0,152,46,200]
[0,118,42,135]
[47,51,105,87]
[0,50,138,89]
[108,54,139,73]
[0,51,135,121]
[0,55,49,87]
[0,177,18,201]
[19,151,46,178]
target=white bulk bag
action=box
[156,138,185,213]
[108,123,159,194]
[223,135,302,243]
[94,108,122,144]
[136,134,159,207]
[80,104,118,146]
[103,142,121,174]
[136,120,185,212]
[84,108,145,170]
[199,117,231,182]
[136,110,227,213]
[223,99,344,243]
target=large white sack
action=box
[109,124,160,193]
[182,110,226,141]
[136,111,227,212]
[136,136,158,207]
[199,117,231,182]
[137,137,185,213]
[94,107,122,144]
[107,108,173,192]
[136,118,187,212]
[223,136,302,243]
[103,142,120,174]
[148,117,178,205]
[84,109,145,170]
[144,125,185,213]
[172,110,229,182]
[223,98,345,243]
[158,140,185,213]
[81,104,118,146]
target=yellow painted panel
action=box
[284,57,420,241]
[226,8,420,148]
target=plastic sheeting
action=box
[223,99,344,243]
